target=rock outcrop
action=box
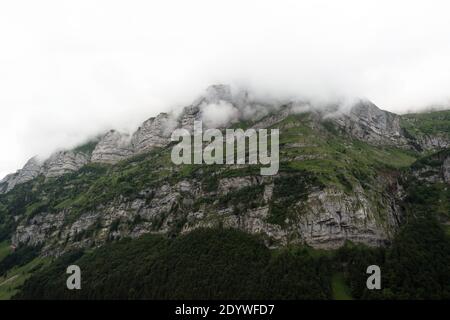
[177,105,201,132]
[1,87,406,194]
[41,151,90,178]
[91,130,133,164]
[333,100,407,145]
[444,156,450,183]
[2,85,450,256]
[11,170,402,254]
[1,151,92,193]
[415,134,450,151]
[297,185,399,248]
[131,113,176,154]
[0,157,41,193]
[411,151,450,184]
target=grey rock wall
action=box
[91,130,133,164]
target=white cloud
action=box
[1,0,450,178]
[201,101,240,128]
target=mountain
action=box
[0,85,449,299]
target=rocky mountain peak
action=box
[131,112,177,154]
[1,85,449,195]
[333,100,405,145]
[1,86,449,257]
[0,156,41,193]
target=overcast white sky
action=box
[1,0,450,179]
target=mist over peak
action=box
[2,0,450,178]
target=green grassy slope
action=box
[401,110,450,138]
[278,114,417,187]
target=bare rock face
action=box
[4,86,450,255]
[1,151,91,193]
[334,101,407,145]
[128,85,229,151]
[1,85,243,188]
[415,134,450,150]
[131,113,176,154]
[41,151,90,178]
[12,211,65,247]
[410,151,450,184]
[177,105,201,132]
[444,157,450,183]
[0,174,14,193]
[16,157,41,182]
[131,85,236,151]
[0,157,41,193]
[91,130,133,164]
[11,171,402,254]
[297,186,397,248]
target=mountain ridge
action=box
[0,85,449,257]
[2,85,449,194]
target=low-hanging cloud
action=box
[202,102,240,128]
[1,0,450,178]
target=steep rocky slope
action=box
[401,110,450,150]
[2,85,448,191]
[0,157,41,194]
[91,130,133,164]
[0,85,449,256]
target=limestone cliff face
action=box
[11,172,401,254]
[0,151,92,193]
[411,151,450,184]
[41,151,90,178]
[177,105,201,132]
[444,157,450,183]
[2,85,450,256]
[131,113,176,154]
[91,130,133,164]
[2,86,429,194]
[296,185,399,248]
[0,157,41,193]
[183,176,400,249]
[415,134,450,151]
[333,101,407,146]
[0,175,14,193]
[0,150,91,193]
[1,86,228,192]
